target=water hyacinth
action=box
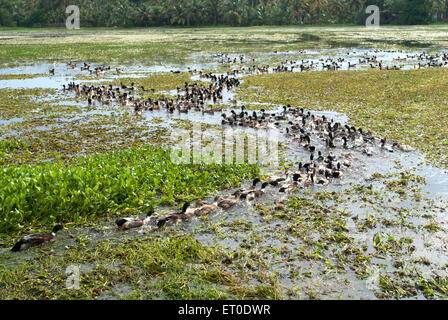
[0,145,258,234]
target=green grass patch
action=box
[0,74,45,80]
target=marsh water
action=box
[1,47,448,299]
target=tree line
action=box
[0,0,445,27]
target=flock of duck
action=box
[49,49,448,78]
[62,72,239,116]
[269,50,448,72]
[204,50,448,74]
[10,104,414,252]
[11,49,423,252]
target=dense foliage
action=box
[0,145,258,234]
[0,0,445,27]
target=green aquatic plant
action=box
[0,139,29,164]
[0,145,258,235]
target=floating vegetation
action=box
[0,145,258,235]
[1,27,448,300]
[238,68,448,168]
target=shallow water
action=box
[2,47,447,198]
[2,47,448,300]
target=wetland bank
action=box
[0,26,448,300]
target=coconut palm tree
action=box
[312,0,330,23]
[205,0,221,25]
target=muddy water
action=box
[1,48,448,300]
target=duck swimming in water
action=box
[216,191,241,209]
[303,167,317,187]
[265,171,288,186]
[157,202,190,228]
[279,174,301,193]
[392,142,415,152]
[194,197,219,216]
[233,178,261,196]
[381,138,394,153]
[317,171,332,186]
[115,210,154,230]
[332,162,344,179]
[11,225,65,252]
[246,182,269,201]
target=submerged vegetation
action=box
[238,68,448,168]
[0,74,44,80]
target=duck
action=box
[342,136,354,149]
[246,182,269,200]
[392,142,415,152]
[353,132,365,147]
[279,174,301,193]
[11,225,65,252]
[193,197,219,216]
[316,151,324,163]
[317,171,332,186]
[202,106,215,115]
[303,168,317,187]
[265,171,288,186]
[233,178,260,196]
[115,210,154,230]
[140,86,155,93]
[380,138,394,153]
[221,113,232,125]
[326,136,336,148]
[362,146,374,157]
[216,191,241,209]
[157,202,190,228]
